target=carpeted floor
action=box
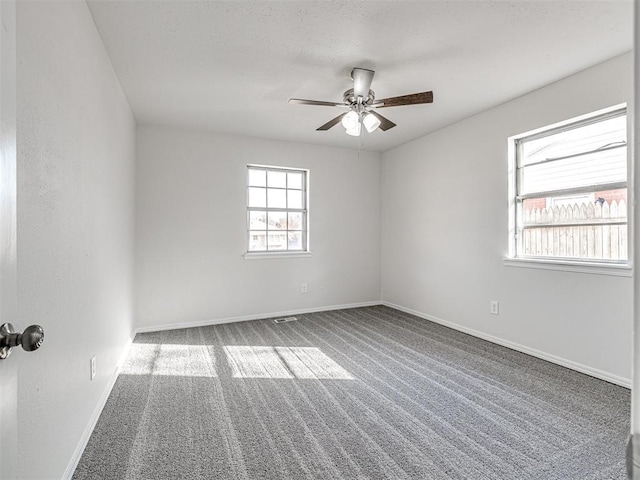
[73,306,630,479]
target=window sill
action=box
[243,251,312,260]
[503,257,632,277]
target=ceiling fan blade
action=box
[368,111,396,131]
[352,68,375,99]
[289,98,347,107]
[317,113,347,131]
[374,91,433,108]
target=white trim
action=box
[246,165,309,253]
[503,257,632,277]
[62,334,135,480]
[511,103,627,141]
[134,301,382,334]
[243,251,312,260]
[382,301,631,389]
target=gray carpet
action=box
[73,306,630,479]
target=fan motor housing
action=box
[343,88,375,107]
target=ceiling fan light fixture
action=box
[341,110,359,131]
[345,121,361,137]
[362,112,381,133]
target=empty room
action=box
[0,0,637,479]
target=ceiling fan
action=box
[289,67,433,136]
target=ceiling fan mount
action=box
[289,67,434,135]
[342,88,375,108]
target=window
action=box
[509,105,628,264]
[246,165,308,253]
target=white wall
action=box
[11,4,629,474]
[16,1,136,478]
[381,52,633,385]
[136,126,381,330]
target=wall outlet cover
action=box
[490,301,499,315]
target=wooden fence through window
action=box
[522,200,627,260]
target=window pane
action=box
[288,232,303,250]
[247,166,308,254]
[522,115,626,167]
[267,232,287,251]
[522,189,627,225]
[248,168,266,187]
[248,187,266,207]
[288,212,303,230]
[249,211,266,229]
[249,232,267,251]
[519,112,626,195]
[519,224,628,261]
[267,188,286,208]
[513,108,628,263]
[267,170,286,188]
[268,212,287,230]
[288,172,303,189]
[520,146,626,195]
[287,190,303,209]
[520,188,627,261]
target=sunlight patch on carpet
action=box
[223,346,354,379]
[121,343,217,377]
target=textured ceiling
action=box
[86,0,632,152]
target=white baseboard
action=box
[382,301,631,389]
[62,333,135,480]
[134,301,383,335]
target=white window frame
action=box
[244,165,310,258]
[506,104,632,275]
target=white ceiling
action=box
[86,0,632,152]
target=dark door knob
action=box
[0,323,44,359]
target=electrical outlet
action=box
[90,357,96,380]
[490,301,499,315]
[301,283,308,294]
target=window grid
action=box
[512,106,628,264]
[246,166,308,253]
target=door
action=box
[0,1,17,478]
[632,2,640,478]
